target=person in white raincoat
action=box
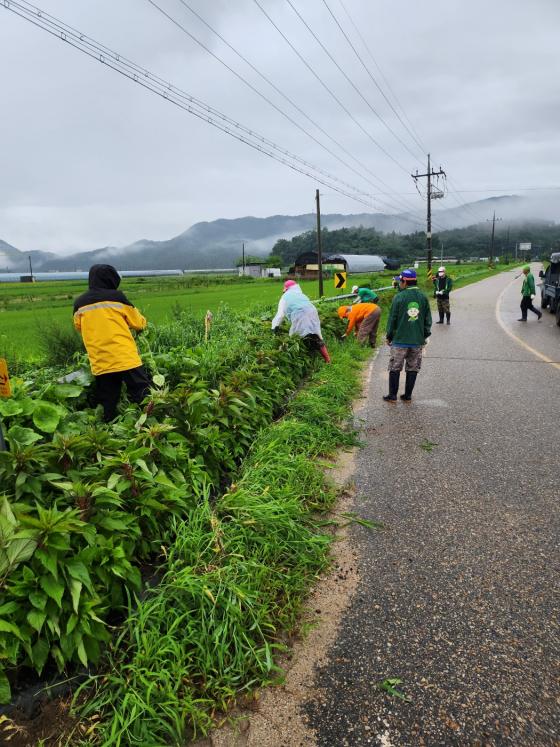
[271,280,331,363]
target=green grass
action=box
[75,335,370,746]
[0,263,516,361]
[0,276,358,360]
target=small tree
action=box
[235,255,264,267]
[265,254,282,267]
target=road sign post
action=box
[0,358,11,452]
[334,271,347,290]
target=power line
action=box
[169,0,427,215]
[251,0,416,186]
[2,0,378,208]
[149,0,427,222]
[151,0,427,221]
[283,0,421,166]
[447,185,560,193]
[167,0,395,203]
[250,0,433,223]
[335,0,427,154]
[319,0,425,158]
[145,0,377,200]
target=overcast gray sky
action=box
[1,0,559,253]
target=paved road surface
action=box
[304,267,559,746]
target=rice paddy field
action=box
[0,263,512,362]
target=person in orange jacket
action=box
[338,302,381,348]
[73,264,152,421]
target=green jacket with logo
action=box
[386,287,432,346]
[521,273,535,297]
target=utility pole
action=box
[28,255,33,279]
[412,154,446,274]
[242,242,245,276]
[486,211,502,266]
[315,189,324,297]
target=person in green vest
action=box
[518,265,542,322]
[383,269,432,403]
[433,266,453,324]
[351,285,379,304]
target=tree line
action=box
[270,221,560,265]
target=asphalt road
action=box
[304,267,560,746]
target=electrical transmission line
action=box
[251,0,416,184]
[335,0,427,154]
[153,0,428,222]
[2,0,380,208]
[145,0,377,199]
[147,0,418,217]
[283,0,422,165]
[318,0,425,159]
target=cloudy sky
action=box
[1,0,559,253]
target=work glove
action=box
[531,294,535,300]
[423,338,430,346]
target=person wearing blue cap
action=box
[383,269,431,403]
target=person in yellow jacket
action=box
[73,264,152,421]
[338,302,381,348]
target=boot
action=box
[436,311,444,324]
[383,371,400,402]
[400,371,418,402]
[319,344,331,364]
[446,312,451,325]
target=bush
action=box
[35,321,84,367]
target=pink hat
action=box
[283,279,297,291]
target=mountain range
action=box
[0,194,556,273]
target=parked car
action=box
[539,252,560,326]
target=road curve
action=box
[303,267,559,746]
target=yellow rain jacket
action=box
[73,264,147,376]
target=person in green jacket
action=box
[433,265,453,324]
[383,269,432,403]
[518,265,542,322]
[351,285,379,304]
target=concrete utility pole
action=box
[315,188,324,297]
[486,212,502,265]
[242,242,245,276]
[412,154,446,274]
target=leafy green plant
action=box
[378,677,410,701]
[74,334,370,745]
[0,306,330,707]
[420,439,439,453]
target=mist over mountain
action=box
[0,194,558,273]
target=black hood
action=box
[88,264,121,290]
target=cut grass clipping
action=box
[76,340,370,745]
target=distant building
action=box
[238,262,280,279]
[290,252,390,277]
